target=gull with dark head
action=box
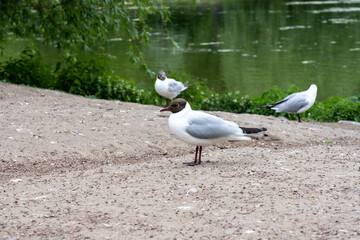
[260,84,317,122]
[160,99,267,166]
[155,71,190,106]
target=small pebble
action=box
[10,179,22,183]
[225,228,237,234]
[177,206,192,210]
[186,188,198,196]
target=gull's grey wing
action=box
[274,94,309,113]
[168,79,185,94]
[273,92,297,105]
[186,115,235,139]
[261,92,298,109]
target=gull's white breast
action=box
[155,79,174,99]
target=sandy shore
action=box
[0,82,359,239]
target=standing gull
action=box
[160,99,267,166]
[260,84,317,122]
[155,71,189,106]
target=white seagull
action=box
[160,99,267,166]
[155,71,190,106]
[260,84,318,122]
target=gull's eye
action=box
[175,103,180,107]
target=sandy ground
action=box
[0,82,359,239]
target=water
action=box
[2,0,360,100]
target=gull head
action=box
[157,71,166,80]
[160,98,188,113]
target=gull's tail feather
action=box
[240,127,267,134]
[260,105,273,109]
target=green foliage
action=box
[0,52,359,123]
[0,0,172,71]
[309,97,360,122]
[0,48,55,88]
[54,54,164,104]
[55,55,113,97]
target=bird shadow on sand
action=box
[168,153,258,167]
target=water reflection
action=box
[286,1,360,5]
[1,0,360,100]
[121,0,359,100]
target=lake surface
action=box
[2,0,360,100]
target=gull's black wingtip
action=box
[260,105,272,109]
[240,127,267,134]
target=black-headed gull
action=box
[260,84,317,122]
[155,71,189,106]
[160,99,267,166]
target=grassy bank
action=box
[1,49,359,122]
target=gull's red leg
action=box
[198,146,202,164]
[195,146,199,164]
[183,146,199,166]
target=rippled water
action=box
[105,0,360,100]
[2,0,360,100]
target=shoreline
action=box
[0,82,359,239]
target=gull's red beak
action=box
[160,107,170,112]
